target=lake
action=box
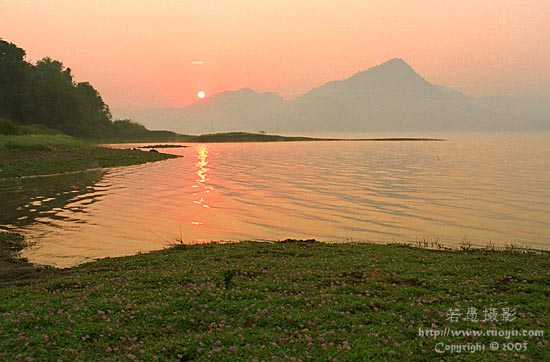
[1,133,549,267]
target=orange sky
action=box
[1,0,549,109]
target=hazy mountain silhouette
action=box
[474,96,550,131]
[115,59,549,134]
[118,87,288,134]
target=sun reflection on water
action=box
[191,144,212,226]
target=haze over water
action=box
[1,133,548,267]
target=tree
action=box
[27,58,82,135]
[1,39,161,138]
[75,82,112,136]
[0,39,29,119]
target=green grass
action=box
[0,134,178,178]
[0,118,63,136]
[0,134,87,151]
[0,241,547,361]
[87,134,194,144]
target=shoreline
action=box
[94,131,447,144]
[2,232,546,286]
[0,134,178,179]
[0,135,180,284]
[0,230,56,287]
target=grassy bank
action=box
[0,134,177,178]
[0,241,547,361]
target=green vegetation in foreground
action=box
[0,242,547,361]
[0,134,177,178]
[0,118,63,136]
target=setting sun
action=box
[197,90,206,99]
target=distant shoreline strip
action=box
[330,137,446,142]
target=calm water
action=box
[1,133,549,267]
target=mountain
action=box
[474,96,550,131]
[117,88,289,134]
[289,58,492,132]
[114,59,549,134]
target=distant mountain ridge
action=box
[289,58,489,132]
[115,59,550,134]
[305,58,432,94]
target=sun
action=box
[197,90,206,99]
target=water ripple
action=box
[1,134,548,267]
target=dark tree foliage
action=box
[0,39,28,120]
[75,81,113,135]
[27,58,84,135]
[0,38,164,139]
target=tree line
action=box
[0,38,173,139]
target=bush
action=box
[0,118,21,135]
[17,124,62,135]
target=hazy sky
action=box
[1,0,549,109]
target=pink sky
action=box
[1,0,549,109]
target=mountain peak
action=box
[215,87,260,98]
[346,57,430,88]
[210,87,286,104]
[374,58,416,73]
[380,57,410,66]
[234,87,259,94]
